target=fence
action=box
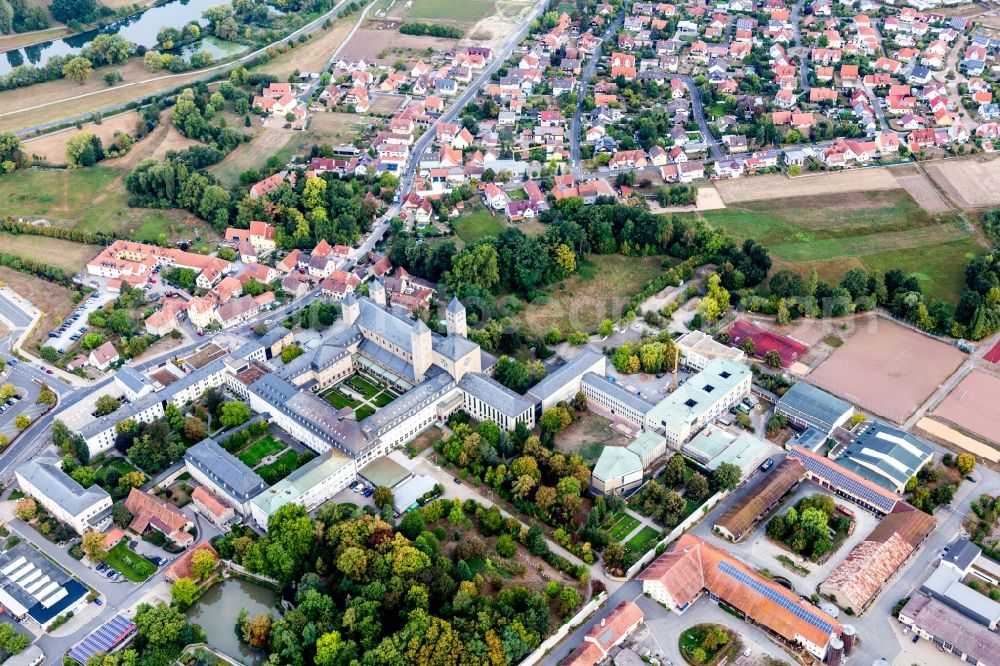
[518,591,608,666]
[623,490,730,580]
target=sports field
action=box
[933,371,1000,445]
[806,316,965,423]
[728,319,807,367]
[699,189,980,303]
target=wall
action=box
[623,490,729,580]
[518,592,608,666]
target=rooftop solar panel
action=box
[67,614,137,664]
[790,449,897,512]
[718,561,834,635]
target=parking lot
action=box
[46,291,114,353]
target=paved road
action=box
[398,0,549,198]
[864,84,892,133]
[7,0,364,137]
[571,12,623,179]
[790,0,808,89]
[680,75,724,161]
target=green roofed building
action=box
[591,431,667,495]
[250,452,355,528]
[359,456,413,489]
[683,426,770,478]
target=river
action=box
[187,578,277,665]
[0,0,225,76]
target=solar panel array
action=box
[717,561,835,635]
[67,614,136,664]
[790,448,897,513]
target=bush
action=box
[399,22,463,38]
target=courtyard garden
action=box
[105,541,157,582]
[679,624,741,666]
[765,493,853,563]
[237,435,286,468]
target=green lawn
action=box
[0,167,199,242]
[405,0,495,22]
[372,391,397,407]
[454,210,504,244]
[105,542,157,582]
[96,458,145,485]
[257,450,307,483]
[698,189,980,303]
[346,375,381,399]
[237,435,285,467]
[607,514,641,541]
[625,526,660,553]
[507,188,527,201]
[355,405,376,421]
[322,388,361,409]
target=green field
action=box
[405,0,495,22]
[237,435,286,467]
[322,388,361,409]
[105,542,157,582]
[625,526,660,553]
[454,210,504,244]
[347,375,381,399]
[699,189,980,302]
[0,167,196,241]
[372,391,397,407]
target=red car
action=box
[45,369,53,374]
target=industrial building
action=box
[775,383,854,436]
[0,543,89,631]
[838,421,934,493]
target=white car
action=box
[742,650,751,658]
[434,465,442,471]
[902,627,910,636]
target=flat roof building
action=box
[359,456,412,489]
[775,383,854,435]
[675,330,745,371]
[582,373,655,427]
[684,426,770,476]
[250,451,355,528]
[645,358,751,445]
[921,562,1000,629]
[591,431,667,496]
[838,421,933,493]
[0,542,89,630]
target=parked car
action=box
[94,598,103,605]
[902,627,910,636]
[759,458,774,472]
[912,634,919,643]
[453,477,462,485]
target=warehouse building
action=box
[713,457,805,541]
[900,595,1000,665]
[838,421,933,493]
[775,383,854,436]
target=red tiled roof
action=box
[164,541,219,582]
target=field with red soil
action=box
[727,319,807,367]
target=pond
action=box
[187,578,277,664]
[0,0,225,76]
[175,36,249,60]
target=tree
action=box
[63,56,94,84]
[713,463,741,491]
[183,416,207,442]
[71,465,96,487]
[763,350,782,368]
[241,612,272,648]
[50,0,97,23]
[496,533,516,557]
[0,382,15,401]
[957,453,976,476]
[82,531,108,561]
[65,131,102,168]
[769,269,805,298]
[134,601,188,647]
[171,578,199,609]
[686,472,709,503]
[13,498,35,522]
[315,630,344,666]
[598,318,614,337]
[280,344,303,364]
[218,401,251,428]
[95,394,120,416]
[662,454,686,488]
[190,548,218,581]
[14,414,30,430]
[372,486,393,510]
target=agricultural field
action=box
[254,16,356,79]
[0,233,100,274]
[309,112,366,143]
[517,254,665,336]
[925,158,1000,209]
[340,26,459,63]
[712,168,899,203]
[699,189,980,302]
[208,126,297,187]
